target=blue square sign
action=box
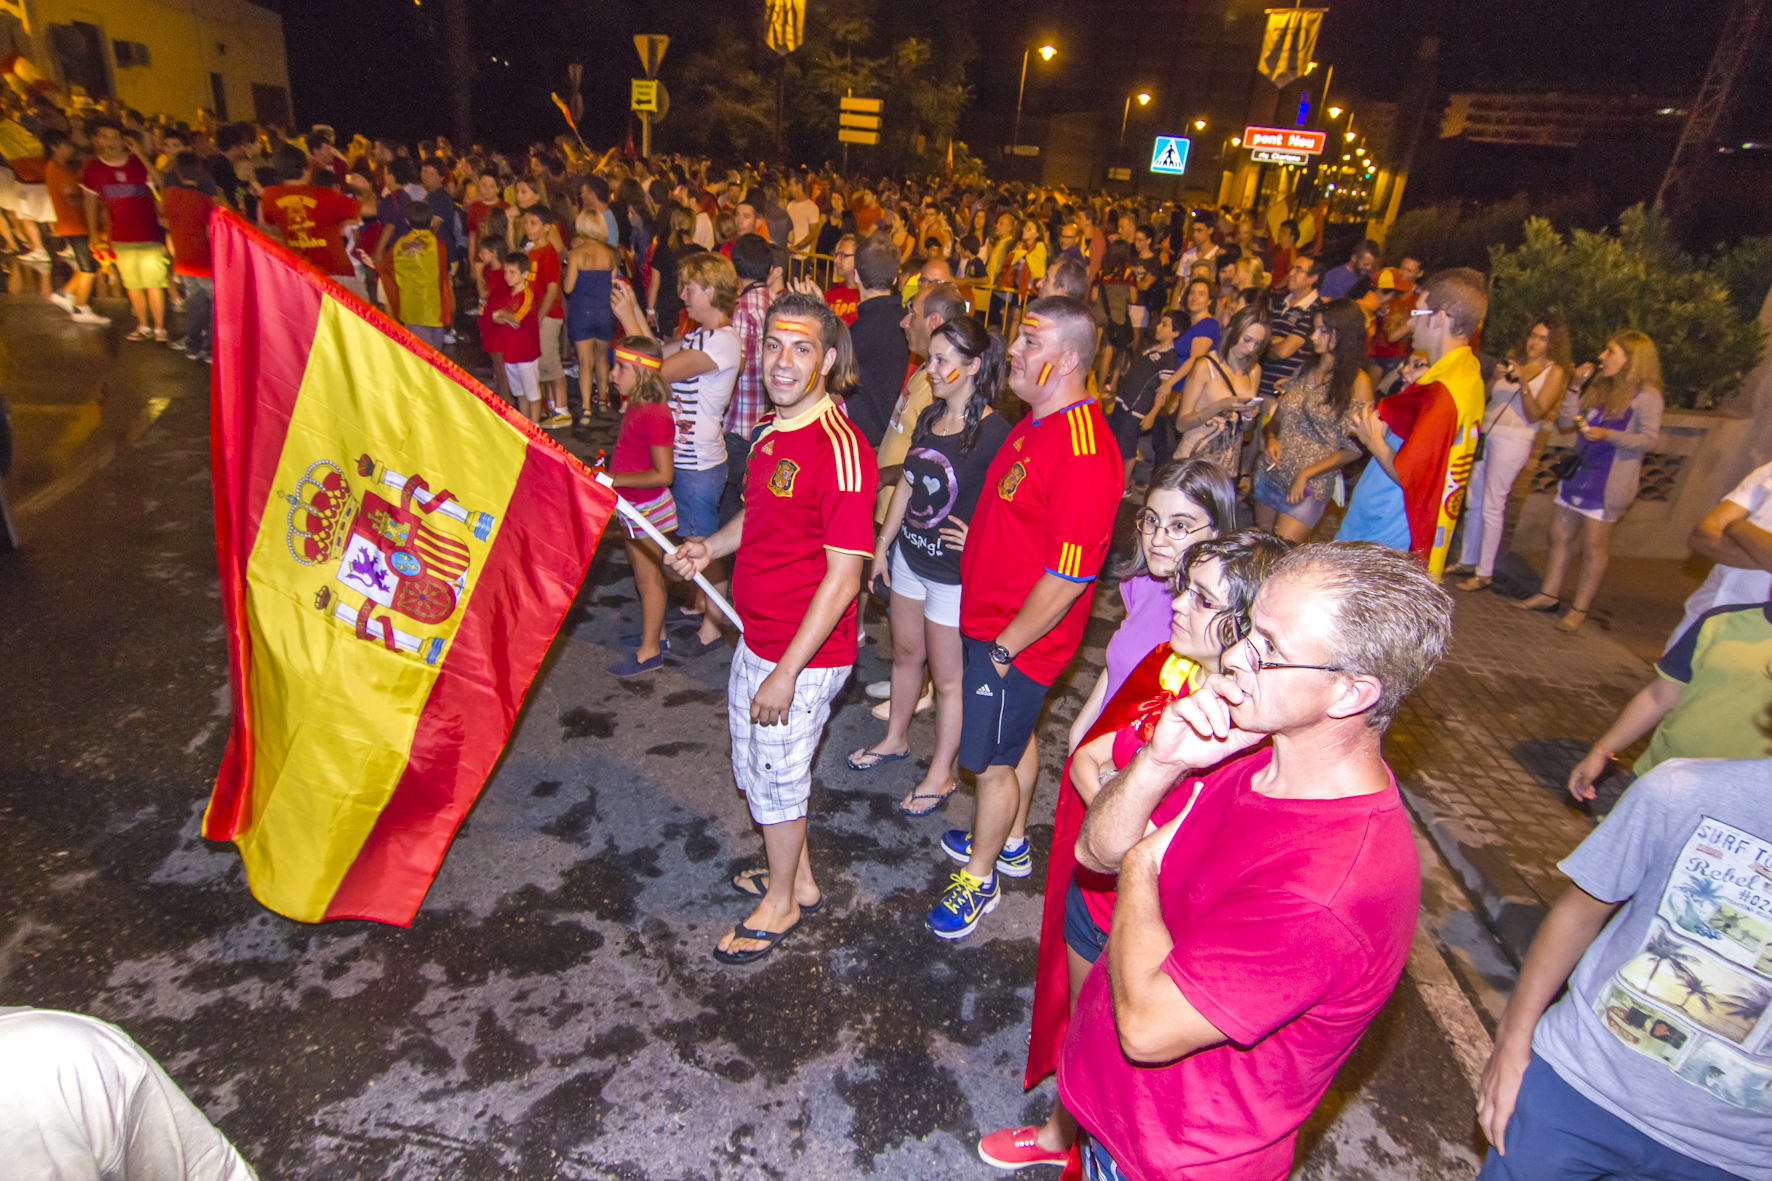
[1150,136,1190,174]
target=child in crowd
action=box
[604,337,678,676]
[474,239,511,402]
[387,206,453,349]
[491,251,542,423]
[983,528,1292,1171]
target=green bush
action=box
[1486,206,1766,410]
[1383,191,1603,272]
[1712,234,1772,320]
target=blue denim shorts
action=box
[1064,876,1109,964]
[671,462,726,539]
[1253,464,1329,528]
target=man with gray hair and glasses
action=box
[1057,541,1452,1179]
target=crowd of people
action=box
[5,90,1767,1181]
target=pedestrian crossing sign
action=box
[1150,136,1190,175]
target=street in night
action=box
[2,1,1771,1180]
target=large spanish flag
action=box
[203,209,613,925]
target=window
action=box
[252,83,291,130]
[112,39,150,68]
[210,72,227,121]
[48,22,109,98]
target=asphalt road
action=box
[0,291,1508,1179]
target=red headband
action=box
[614,345,662,370]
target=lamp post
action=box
[1012,43,1056,155]
[1117,90,1151,156]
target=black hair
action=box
[173,150,204,183]
[522,205,553,226]
[389,156,419,186]
[1171,529,1294,653]
[959,233,981,254]
[913,315,1005,456]
[1314,298,1369,416]
[730,233,774,282]
[271,144,308,181]
[215,121,252,152]
[39,128,69,153]
[503,251,531,272]
[582,174,611,205]
[1296,253,1328,283]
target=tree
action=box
[1639,929,1700,992]
[1487,206,1766,410]
[667,23,777,159]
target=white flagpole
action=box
[597,473,743,635]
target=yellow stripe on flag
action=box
[237,296,529,920]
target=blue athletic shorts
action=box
[1064,876,1109,963]
[957,633,1049,772]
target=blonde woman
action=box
[1516,331,1664,632]
[1453,315,1572,591]
[565,212,619,413]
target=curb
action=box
[1398,782,1548,968]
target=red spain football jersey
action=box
[732,397,878,668]
[960,398,1123,684]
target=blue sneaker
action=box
[940,829,1033,879]
[926,870,1000,939]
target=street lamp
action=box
[1012,42,1057,154]
[1193,118,1206,131]
[1328,105,1343,119]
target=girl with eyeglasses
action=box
[986,529,1291,1170]
[1065,459,1237,755]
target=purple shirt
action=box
[1103,574,1174,705]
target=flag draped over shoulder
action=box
[203,208,614,926]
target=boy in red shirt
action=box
[490,252,543,423]
[1058,542,1447,1180]
[519,206,571,427]
[258,144,375,301]
[41,130,108,326]
[160,152,216,362]
[667,293,877,966]
[80,119,167,341]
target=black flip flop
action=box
[730,868,822,913]
[896,785,956,817]
[846,749,910,771]
[712,920,799,965]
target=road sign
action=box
[1106,167,1131,181]
[631,79,659,113]
[1250,148,1309,166]
[1242,125,1325,155]
[839,112,881,131]
[633,34,669,79]
[838,129,879,145]
[839,96,883,115]
[1150,136,1190,174]
[839,97,882,147]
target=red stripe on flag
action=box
[205,209,326,840]
[322,443,613,923]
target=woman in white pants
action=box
[1452,316,1571,591]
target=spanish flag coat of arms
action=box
[203,210,614,925]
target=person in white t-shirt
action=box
[785,172,819,252]
[614,251,742,654]
[1673,460,1772,647]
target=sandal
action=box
[897,783,956,817]
[124,326,153,342]
[712,919,799,965]
[1514,593,1560,612]
[1455,575,1493,592]
[1556,609,1588,634]
[153,328,169,343]
[846,748,909,771]
[730,868,822,912]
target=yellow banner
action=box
[1259,8,1325,90]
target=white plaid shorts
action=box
[727,639,851,825]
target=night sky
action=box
[255,0,1769,154]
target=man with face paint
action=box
[927,296,1125,940]
[667,293,878,965]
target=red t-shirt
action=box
[612,402,674,506]
[478,268,512,355]
[491,274,540,364]
[824,284,860,325]
[45,157,86,237]
[958,398,1123,684]
[1370,288,1415,359]
[1057,746,1420,1180]
[79,154,159,243]
[731,397,878,667]
[525,241,564,319]
[161,185,214,277]
[466,199,506,234]
[260,184,361,276]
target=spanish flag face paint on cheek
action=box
[1038,362,1054,386]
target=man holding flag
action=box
[667,292,876,965]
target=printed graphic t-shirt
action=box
[897,412,1011,585]
[260,183,361,275]
[732,397,877,668]
[668,325,741,471]
[79,154,159,242]
[1533,758,1772,1180]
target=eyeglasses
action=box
[1409,307,1439,319]
[1240,639,1344,675]
[1135,511,1210,542]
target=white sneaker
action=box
[872,686,934,720]
[18,247,48,263]
[70,307,112,326]
[865,680,891,699]
[48,290,76,313]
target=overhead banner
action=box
[1258,8,1325,90]
[203,209,614,925]
[765,0,806,55]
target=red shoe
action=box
[978,1126,1070,1170]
